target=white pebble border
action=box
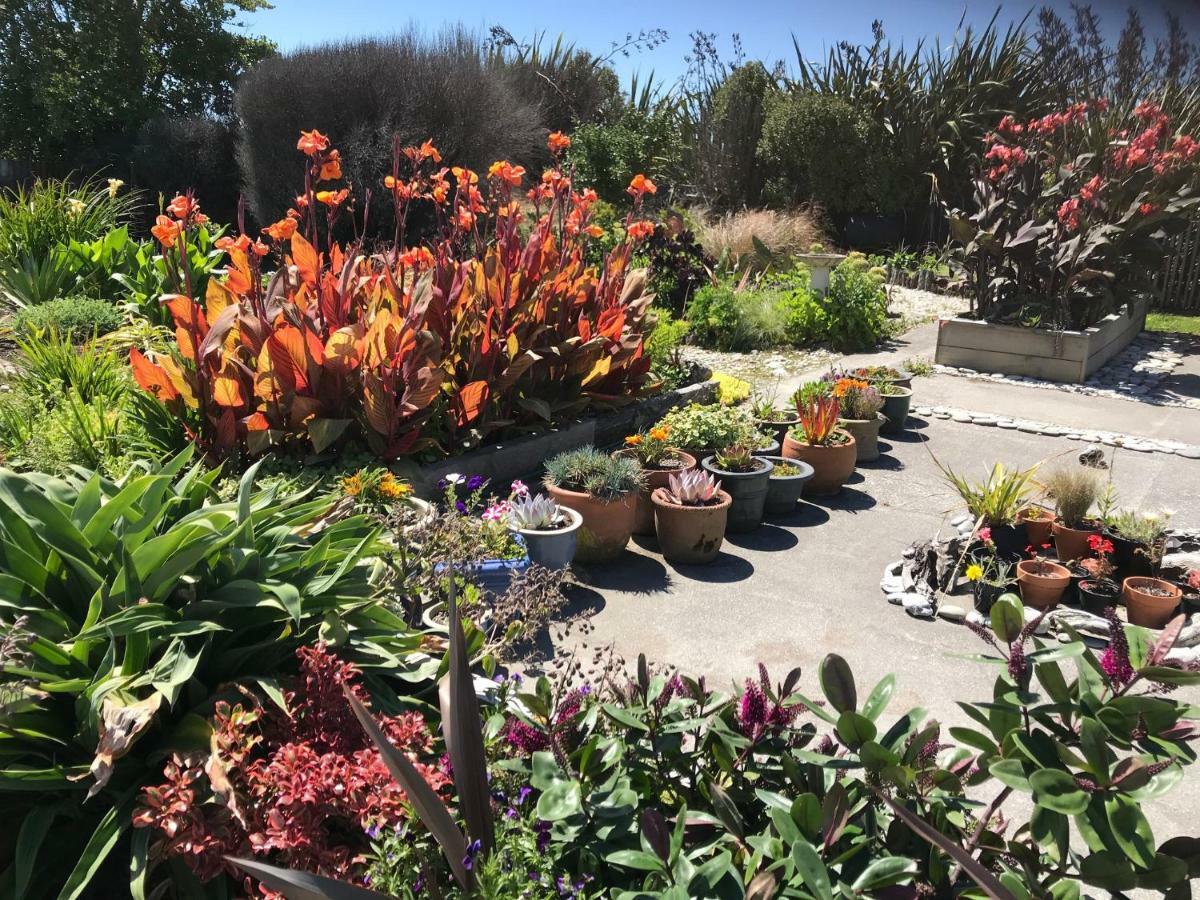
[933,334,1200,410]
[912,403,1200,459]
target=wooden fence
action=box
[1159,216,1200,311]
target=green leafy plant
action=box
[712,444,759,473]
[655,403,755,453]
[9,295,125,340]
[939,460,1039,526]
[544,446,644,500]
[0,449,430,897]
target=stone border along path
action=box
[932,332,1199,409]
[910,402,1200,458]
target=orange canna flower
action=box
[297,129,330,156]
[294,194,310,209]
[215,233,252,253]
[318,149,342,181]
[456,208,476,230]
[627,174,657,197]
[262,218,297,242]
[166,194,198,220]
[316,188,349,208]
[252,240,270,257]
[626,220,655,240]
[586,224,604,238]
[419,140,442,163]
[547,131,571,154]
[399,246,435,269]
[487,160,526,187]
[151,215,182,248]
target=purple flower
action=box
[455,500,468,515]
[535,820,552,852]
[1100,606,1135,686]
[364,823,381,840]
[505,807,518,819]
[517,785,533,805]
[462,838,483,871]
[467,474,487,492]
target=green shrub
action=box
[821,253,891,350]
[644,307,691,388]
[694,61,777,209]
[569,106,687,204]
[10,295,124,340]
[655,402,755,452]
[0,451,430,898]
[687,281,787,351]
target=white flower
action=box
[444,473,465,485]
[66,198,85,216]
[107,178,124,198]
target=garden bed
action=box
[934,299,1148,383]
[403,378,718,496]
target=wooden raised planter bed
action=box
[400,378,719,497]
[933,299,1147,384]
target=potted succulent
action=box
[783,390,856,496]
[832,377,887,462]
[613,425,696,535]
[701,444,774,532]
[750,392,800,446]
[876,381,913,433]
[1044,465,1103,561]
[1105,509,1170,581]
[651,469,732,564]
[428,475,532,597]
[544,447,644,563]
[655,403,756,463]
[849,364,913,389]
[965,550,1014,614]
[505,491,583,570]
[759,457,815,515]
[939,461,1037,562]
[1016,544,1071,610]
[1017,505,1054,547]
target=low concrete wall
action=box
[933,300,1146,383]
[402,379,718,496]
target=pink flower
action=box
[1057,198,1082,231]
[509,479,529,497]
[1100,607,1135,687]
[482,500,512,522]
[978,526,992,544]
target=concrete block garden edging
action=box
[403,379,718,497]
[933,299,1147,383]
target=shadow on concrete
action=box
[630,534,661,553]
[881,423,933,444]
[807,486,877,513]
[669,550,754,583]
[573,550,671,594]
[859,447,904,471]
[525,583,608,661]
[766,502,831,529]
[724,523,798,551]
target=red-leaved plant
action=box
[795,393,842,446]
[131,130,658,459]
[133,644,447,890]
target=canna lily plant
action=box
[130,130,658,460]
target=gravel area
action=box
[885,284,969,330]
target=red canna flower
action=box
[1138,202,1160,216]
[1057,198,1081,231]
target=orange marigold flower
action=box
[262,218,298,242]
[624,434,643,446]
[548,131,571,153]
[627,174,657,197]
[649,426,670,441]
[487,160,526,187]
[151,215,182,248]
[626,219,655,240]
[319,149,342,182]
[297,129,330,156]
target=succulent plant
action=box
[508,493,564,530]
[665,469,722,505]
[713,444,757,472]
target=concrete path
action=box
[550,321,1200,845]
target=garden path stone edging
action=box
[910,402,1200,458]
[932,332,1199,409]
[401,378,718,497]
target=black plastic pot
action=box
[701,456,773,533]
[973,581,1008,614]
[1065,564,1092,607]
[1106,531,1153,581]
[1078,578,1121,614]
[988,523,1027,563]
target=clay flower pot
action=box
[1017,559,1071,610]
[1123,576,1182,629]
[651,487,732,564]
[759,457,814,515]
[1017,506,1054,548]
[783,429,857,496]
[700,455,773,533]
[1052,520,1101,562]
[510,505,583,570]
[839,413,886,462]
[545,484,637,564]
[879,387,913,434]
[612,448,696,536]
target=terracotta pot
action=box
[545,484,637,564]
[700,455,773,532]
[1052,520,1101,562]
[782,430,857,496]
[1017,559,1071,610]
[651,487,731,564]
[612,448,696,535]
[1017,507,1054,547]
[1123,576,1182,628]
[880,388,912,433]
[839,413,886,462]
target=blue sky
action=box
[238,1,1195,86]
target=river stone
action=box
[938,604,967,622]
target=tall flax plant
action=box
[937,459,1039,526]
[791,12,1055,218]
